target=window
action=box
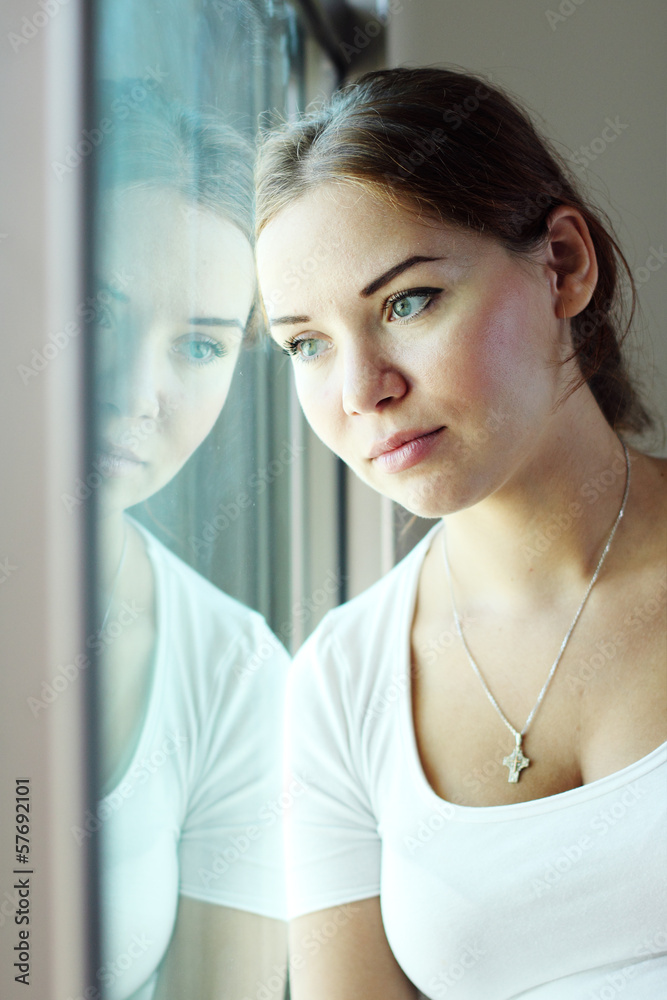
[90,4,339,997]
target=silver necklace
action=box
[441,441,631,783]
[99,522,128,632]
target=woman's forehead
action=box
[257,182,485,282]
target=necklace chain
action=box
[441,440,631,782]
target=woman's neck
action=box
[98,509,129,590]
[443,406,631,611]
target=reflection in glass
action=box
[91,86,287,1000]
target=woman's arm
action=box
[288,897,420,1000]
[152,897,287,1000]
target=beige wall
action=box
[383,0,666,451]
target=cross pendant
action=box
[503,736,530,783]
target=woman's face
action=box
[96,186,255,514]
[257,182,571,517]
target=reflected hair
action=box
[256,67,652,436]
[97,79,254,244]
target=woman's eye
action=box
[387,289,438,322]
[284,336,329,361]
[175,336,228,365]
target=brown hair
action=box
[256,67,652,435]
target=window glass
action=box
[89,3,335,996]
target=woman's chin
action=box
[98,482,151,518]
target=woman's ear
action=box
[542,205,598,320]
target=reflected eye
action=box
[386,288,440,323]
[174,336,228,366]
[283,336,329,362]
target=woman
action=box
[92,87,288,1000]
[255,69,667,998]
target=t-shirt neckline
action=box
[396,521,667,821]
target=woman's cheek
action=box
[296,377,345,449]
[176,386,229,451]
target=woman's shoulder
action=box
[308,525,439,648]
[289,523,441,712]
[129,516,263,615]
[127,516,288,677]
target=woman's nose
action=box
[341,342,408,416]
[98,337,164,421]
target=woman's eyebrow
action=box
[188,316,245,329]
[268,314,311,327]
[360,255,444,297]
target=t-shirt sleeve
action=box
[177,615,289,920]
[285,621,382,918]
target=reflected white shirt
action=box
[96,519,288,1000]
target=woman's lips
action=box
[96,445,145,478]
[370,427,445,474]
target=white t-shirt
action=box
[95,518,289,1000]
[285,523,667,999]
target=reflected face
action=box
[96,187,254,513]
[257,182,567,517]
